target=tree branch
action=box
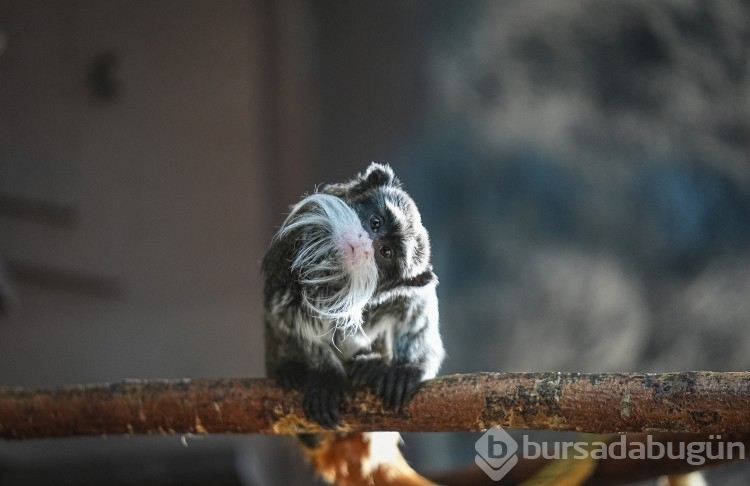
[1,372,749,440]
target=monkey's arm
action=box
[266,316,350,429]
[349,288,444,411]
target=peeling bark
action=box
[1,372,749,440]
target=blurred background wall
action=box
[1,0,749,484]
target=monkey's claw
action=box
[303,372,350,429]
[349,361,424,412]
[380,364,423,411]
[348,358,387,389]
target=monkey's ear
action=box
[362,162,400,188]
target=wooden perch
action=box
[1,371,749,440]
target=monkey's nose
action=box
[339,230,374,267]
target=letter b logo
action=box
[488,435,508,458]
[475,427,519,481]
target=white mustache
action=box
[278,193,379,340]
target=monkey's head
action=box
[276,163,434,336]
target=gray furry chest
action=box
[270,289,422,361]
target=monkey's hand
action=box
[272,362,349,429]
[303,369,350,430]
[348,358,424,412]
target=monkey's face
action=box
[274,163,433,335]
[349,187,432,293]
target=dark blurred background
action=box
[1,0,749,484]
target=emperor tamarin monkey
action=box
[263,162,444,429]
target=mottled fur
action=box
[263,163,444,428]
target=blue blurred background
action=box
[1,0,749,484]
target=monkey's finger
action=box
[305,391,330,429]
[396,367,419,411]
[319,412,337,430]
[314,388,337,429]
[348,362,365,387]
[303,392,319,423]
[400,378,423,412]
[316,406,333,429]
[351,359,368,373]
[372,372,386,398]
[382,369,399,410]
[351,361,378,388]
[403,377,422,406]
[352,364,370,388]
[350,375,362,388]
[326,392,343,427]
[390,371,407,411]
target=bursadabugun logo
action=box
[475,426,519,481]
[475,426,746,481]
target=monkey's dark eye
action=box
[369,215,382,231]
[379,245,393,259]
